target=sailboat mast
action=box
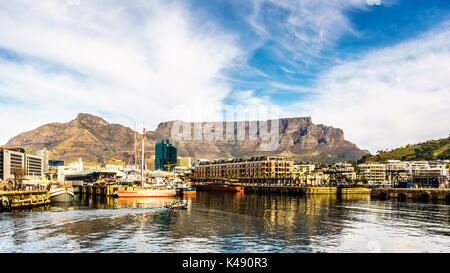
[141,126,145,188]
[134,122,137,170]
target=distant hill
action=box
[4,113,368,164]
[360,136,450,162]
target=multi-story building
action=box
[147,155,156,171]
[105,159,125,170]
[155,139,177,171]
[358,163,386,184]
[410,161,430,176]
[36,149,49,174]
[0,148,44,181]
[195,156,293,179]
[331,162,357,181]
[411,160,448,188]
[293,162,315,174]
[385,160,410,183]
[297,171,328,186]
[177,157,192,169]
[25,154,43,177]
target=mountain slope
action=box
[361,136,450,162]
[5,113,368,163]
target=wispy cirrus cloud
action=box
[292,21,450,153]
[0,0,240,144]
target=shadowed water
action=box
[0,192,448,253]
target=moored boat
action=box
[164,200,187,209]
[175,182,197,196]
[208,182,244,192]
[113,187,177,198]
[48,183,74,203]
[177,187,197,196]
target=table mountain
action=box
[4,113,368,164]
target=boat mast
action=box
[134,122,137,170]
[141,124,145,189]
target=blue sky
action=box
[0,0,449,153]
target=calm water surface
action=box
[0,192,449,253]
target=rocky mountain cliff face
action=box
[5,113,367,163]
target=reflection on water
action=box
[0,192,448,253]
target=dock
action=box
[76,183,450,203]
[194,182,373,197]
[0,190,51,210]
[371,188,450,201]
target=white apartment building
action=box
[385,160,410,183]
[358,163,386,184]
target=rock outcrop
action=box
[5,113,368,163]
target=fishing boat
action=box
[48,183,74,203]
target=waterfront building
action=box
[0,148,44,181]
[195,156,293,179]
[291,162,329,186]
[358,163,386,185]
[177,157,192,168]
[331,162,357,181]
[293,162,315,174]
[146,155,156,171]
[0,148,25,181]
[173,166,191,174]
[385,160,411,183]
[36,148,49,174]
[25,154,43,177]
[55,158,85,183]
[105,159,125,171]
[49,160,64,167]
[411,160,448,188]
[297,171,328,186]
[410,161,430,176]
[155,139,177,171]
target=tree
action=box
[11,166,26,191]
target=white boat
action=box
[113,126,177,199]
[113,187,177,198]
[49,183,74,203]
[163,200,187,209]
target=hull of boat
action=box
[208,183,244,192]
[50,188,74,203]
[177,187,197,196]
[116,188,177,198]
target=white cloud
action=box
[0,0,240,144]
[292,23,450,153]
[246,0,371,63]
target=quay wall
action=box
[371,188,450,201]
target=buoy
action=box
[1,197,10,209]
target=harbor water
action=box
[0,192,449,253]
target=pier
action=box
[194,182,374,197]
[371,188,450,201]
[0,190,50,210]
[79,184,124,196]
[75,182,449,203]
